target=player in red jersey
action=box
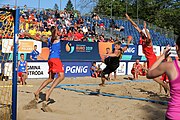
[125,14,169,90]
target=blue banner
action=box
[63,61,92,77]
[60,41,101,61]
[112,44,137,55]
[122,45,137,55]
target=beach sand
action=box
[1,76,168,120]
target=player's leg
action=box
[99,66,111,86]
[114,71,117,80]
[34,72,55,100]
[45,72,65,102]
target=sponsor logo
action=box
[65,42,75,54]
[65,66,88,73]
[27,65,43,75]
[124,47,135,53]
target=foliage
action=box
[65,0,74,11]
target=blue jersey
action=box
[18,60,27,73]
[30,50,39,60]
[48,38,61,59]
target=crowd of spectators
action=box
[0,5,126,43]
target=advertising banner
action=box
[2,39,42,53]
[138,45,160,56]
[61,41,101,61]
[121,45,137,55]
[63,61,92,77]
[27,62,49,78]
[161,46,177,57]
[127,62,144,75]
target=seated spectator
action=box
[131,59,143,79]
[99,22,105,30]
[142,62,148,76]
[29,26,36,36]
[90,62,99,78]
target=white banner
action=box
[4,62,49,79]
[2,39,42,53]
[161,46,177,57]
[27,62,49,78]
[4,63,12,79]
[127,62,144,75]
[138,45,144,56]
[153,46,160,56]
[116,62,126,75]
[96,62,126,75]
[138,45,160,56]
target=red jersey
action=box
[140,36,157,68]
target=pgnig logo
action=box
[66,42,75,54]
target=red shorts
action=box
[131,69,143,75]
[48,58,64,73]
[18,72,23,77]
[147,57,157,69]
[161,73,169,82]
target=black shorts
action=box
[102,65,119,76]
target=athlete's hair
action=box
[20,53,24,56]
[114,41,121,45]
[34,45,37,47]
[106,47,110,50]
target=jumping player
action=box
[125,14,169,90]
[18,53,28,85]
[23,26,64,104]
[99,37,132,86]
[147,36,180,119]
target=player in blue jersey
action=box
[23,26,64,104]
[18,53,28,85]
[30,45,40,61]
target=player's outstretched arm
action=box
[144,21,151,40]
[125,14,142,33]
[22,32,48,43]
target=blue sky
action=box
[0,0,95,14]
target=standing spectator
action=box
[30,45,40,61]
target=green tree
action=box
[65,0,74,11]
[54,3,59,10]
[93,0,179,35]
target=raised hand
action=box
[163,45,171,59]
[144,21,147,29]
[125,13,130,20]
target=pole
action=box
[111,0,112,18]
[15,0,17,7]
[137,0,139,24]
[75,0,76,10]
[60,0,62,10]
[126,0,127,13]
[38,0,40,13]
[12,8,20,120]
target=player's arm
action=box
[103,49,120,57]
[121,36,132,51]
[147,46,171,79]
[30,52,34,61]
[125,14,142,33]
[22,32,48,43]
[17,61,20,70]
[144,21,151,43]
[25,61,28,73]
